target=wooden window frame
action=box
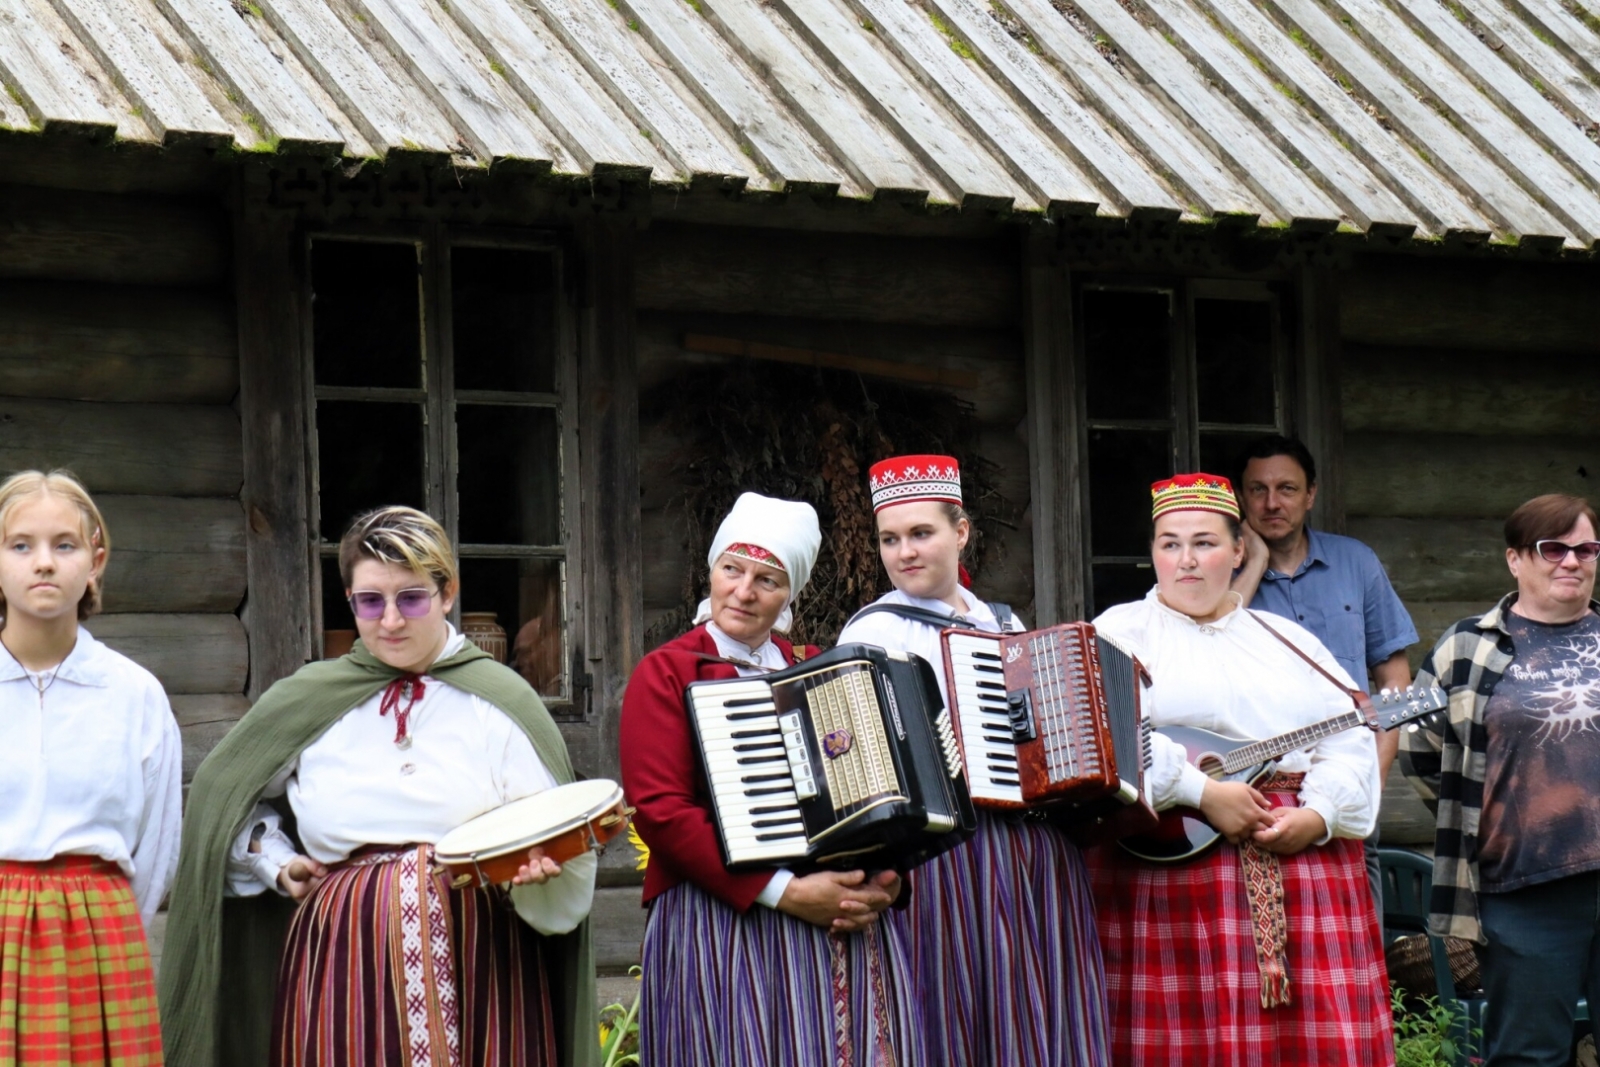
[1073,275,1293,615]
[298,222,588,719]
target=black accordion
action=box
[686,643,977,872]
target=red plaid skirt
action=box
[0,856,163,1067]
[1085,788,1394,1067]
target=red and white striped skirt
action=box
[1085,787,1394,1067]
[0,856,163,1067]
[270,845,555,1067]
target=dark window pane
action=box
[1088,429,1172,557]
[311,240,422,389]
[320,557,358,657]
[1082,289,1172,421]
[1199,431,1269,484]
[1194,298,1275,425]
[452,247,559,394]
[316,401,425,540]
[459,557,566,699]
[457,405,560,546]
[1092,563,1155,617]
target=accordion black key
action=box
[686,643,977,872]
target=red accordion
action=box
[940,622,1157,840]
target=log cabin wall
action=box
[0,176,245,789]
[1340,252,1600,844]
[634,221,1034,644]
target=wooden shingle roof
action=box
[2,0,1599,246]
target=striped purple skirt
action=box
[640,881,927,1066]
[889,813,1111,1067]
[271,846,555,1067]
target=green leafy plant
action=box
[1392,985,1479,1067]
[599,966,642,1067]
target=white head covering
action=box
[692,492,822,633]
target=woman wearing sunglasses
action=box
[1403,494,1600,1067]
[161,506,598,1067]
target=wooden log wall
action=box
[635,222,1034,644]
[0,182,244,784]
[1341,254,1600,843]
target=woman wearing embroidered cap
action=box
[621,491,925,1065]
[835,456,1111,1067]
[0,469,181,1067]
[160,505,598,1067]
[1087,474,1392,1066]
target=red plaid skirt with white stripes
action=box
[1085,791,1394,1067]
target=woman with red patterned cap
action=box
[836,456,1111,1067]
[1088,474,1392,1066]
[621,492,925,1066]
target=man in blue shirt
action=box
[1231,436,1418,927]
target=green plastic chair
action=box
[1379,848,1591,1064]
[1378,847,1486,1065]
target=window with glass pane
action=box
[450,244,569,703]
[308,236,577,711]
[1078,282,1284,616]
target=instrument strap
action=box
[1245,610,1365,707]
[847,601,1018,631]
[689,652,778,673]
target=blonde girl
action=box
[0,469,182,1067]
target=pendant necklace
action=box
[2,637,64,710]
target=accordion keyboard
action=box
[943,632,1024,805]
[688,680,813,866]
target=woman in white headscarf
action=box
[620,492,926,1066]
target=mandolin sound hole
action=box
[1195,753,1227,779]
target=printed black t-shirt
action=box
[1478,608,1600,892]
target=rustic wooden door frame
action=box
[575,212,643,781]
[235,187,313,699]
[1292,265,1346,534]
[1022,226,1087,626]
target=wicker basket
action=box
[1386,933,1482,997]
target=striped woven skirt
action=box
[1085,782,1394,1067]
[888,812,1110,1067]
[640,881,927,1066]
[0,856,163,1067]
[270,845,554,1067]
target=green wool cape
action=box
[158,641,598,1067]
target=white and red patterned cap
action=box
[693,492,822,632]
[868,454,962,513]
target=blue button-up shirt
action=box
[1248,527,1418,687]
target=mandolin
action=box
[1117,684,1447,863]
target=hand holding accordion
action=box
[940,622,1157,842]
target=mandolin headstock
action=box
[1360,685,1449,731]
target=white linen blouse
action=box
[0,626,183,925]
[226,627,595,935]
[836,587,1026,714]
[1092,588,1380,841]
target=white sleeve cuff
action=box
[225,806,297,898]
[1299,792,1363,843]
[1173,763,1211,811]
[510,850,598,935]
[755,869,795,909]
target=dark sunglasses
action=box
[348,587,438,620]
[1531,540,1600,564]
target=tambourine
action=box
[434,779,632,889]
